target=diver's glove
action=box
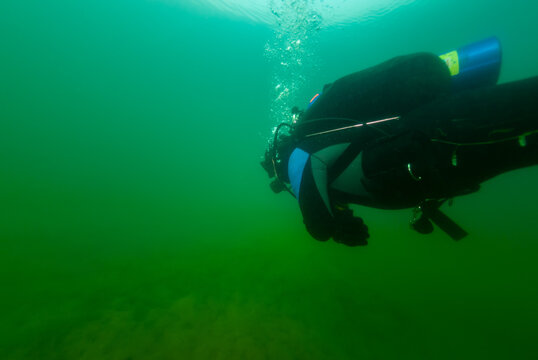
[332,209,370,246]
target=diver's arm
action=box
[295,154,369,246]
[297,156,334,241]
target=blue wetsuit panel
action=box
[288,148,310,198]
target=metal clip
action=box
[519,135,527,147]
[407,163,422,181]
[451,150,458,166]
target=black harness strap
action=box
[327,142,364,185]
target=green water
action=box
[1,0,538,359]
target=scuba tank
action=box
[439,36,502,91]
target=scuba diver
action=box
[261,37,538,246]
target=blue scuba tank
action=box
[439,37,502,91]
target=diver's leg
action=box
[429,136,538,196]
[410,76,538,196]
[409,76,538,141]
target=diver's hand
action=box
[333,215,370,246]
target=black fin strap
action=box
[422,202,468,241]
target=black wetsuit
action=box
[287,53,538,242]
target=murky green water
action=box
[1,1,538,359]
